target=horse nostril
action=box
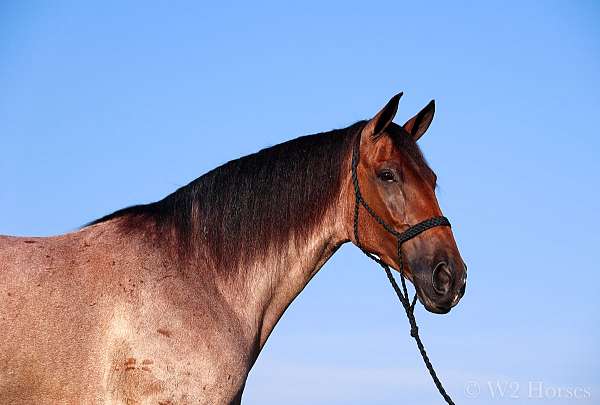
[432,261,453,296]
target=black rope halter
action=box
[351,129,456,404]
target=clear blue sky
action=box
[1,2,599,404]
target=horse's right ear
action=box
[362,92,403,140]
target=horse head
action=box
[348,93,467,314]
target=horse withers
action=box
[0,93,466,404]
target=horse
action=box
[0,93,467,404]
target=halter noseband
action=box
[351,128,456,405]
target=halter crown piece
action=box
[351,129,456,405]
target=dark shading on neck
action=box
[87,122,361,270]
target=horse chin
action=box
[415,288,452,315]
[426,304,451,315]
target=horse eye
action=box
[378,169,396,183]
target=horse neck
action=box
[215,172,352,351]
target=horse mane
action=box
[87,122,362,269]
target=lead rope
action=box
[351,132,456,405]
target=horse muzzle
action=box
[417,261,467,314]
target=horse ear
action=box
[403,100,435,141]
[362,92,403,140]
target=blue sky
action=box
[1,1,599,404]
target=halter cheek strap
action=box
[351,130,456,405]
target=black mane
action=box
[88,122,362,268]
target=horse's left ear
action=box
[403,100,435,141]
[362,92,403,140]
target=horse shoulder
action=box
[0,226,251,404]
